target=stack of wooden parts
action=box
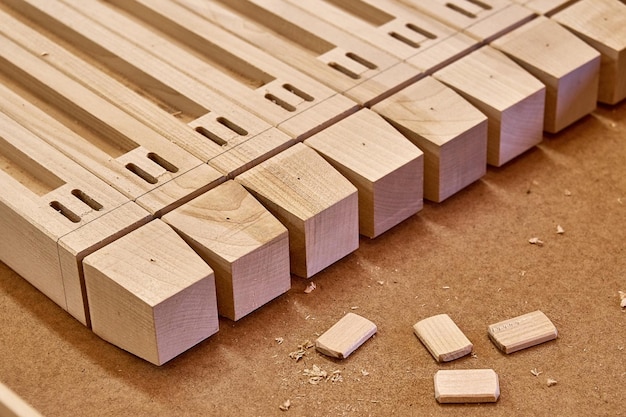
[0,0,624,365]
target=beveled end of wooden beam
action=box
[488,310,558,354]
[315,312,377,359]
[83,220,218,365]
[434,369,500,404]
[413,314,473,362]
[236,143,359,277]
[305,109,423,238]
[163,180,290,321]
[491,16,601,133]
[373,76,487,202]
[434,46,546,167]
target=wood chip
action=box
[413,314,473,362]
[547,378,558,387]
[289,340,314,361]
[315,313,377,359]
[279,399,291,411]
[434,369,500,403]
[619,291,626,308]
[529,237,544,246]
[556,225,565,234]
[488,310,558,354]
[531,368,542,377]
[564,189,572,196]
[304,282,316,294]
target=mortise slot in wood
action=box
[0,136,65,196]
[125,163,158,184]
[466,0,493,10]
[328,62,361,79]
[50,201,81,223]
[264,93,296,112]
[406,23,437,40]
[195,126,228,146]
[216,117,248,136]
[322,0,394,26]
[446,3,477,18]
[147,152,178,173]
[71,189,103,211]
[282,84,315,101]
[389,32,421,48]
[346,52,378,70]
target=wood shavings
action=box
[289,340,314,361]
[279,399,291,411]
[304,282,316,294]
[361,369,370,376]
[564,189,572,196]
[275,337,284,345]
[530,368,542,377]
[376,280,384,285]
[547,378,558,387]
[350,306,359,310]
[442,286,450,289]
[556,225,565,234]
[303,365,342,384]
[619,291,626,308]
[528,237,544,246]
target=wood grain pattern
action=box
[552,0,626,104]
[235,143,358,277]
[434,46,546,167]
[163,180,290,321]
[83,220,219,366]
[434,369,500,403]
[304,109,424,237]
[492,16,601,133]
[315,312,377,359]
[488,310,558,354]
[413,314,473,362]
[372,76,487,202]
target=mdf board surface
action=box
[162,180,290,321]
[552,0,626,104]
[491,16,601,133]
[434,46,546,167]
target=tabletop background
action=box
[1,101,625,416]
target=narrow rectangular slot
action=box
[346,52,377,70]
[322,0,394,27]
[264,94,296,112]
[213,0,335,55]
[389,32,421,48]
[328,62,360,79]
[50,201,81,223]
[446,3,478,18]
[125,163,158,184]
[406,23,437,40]
[282,84,314,102]
[195,126,228,146]
[466,0,493,10]
[71,189,103,211]
[147,152,178,173]
[216,117,248,136]
[0,135,65,196]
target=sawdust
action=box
[289,340,314,361]
[303,365,342,384]
[619,291,626,308]
[279,399,290,411]
[531,368,542,377]
[529,237,544,246]
[304,282,316,294]
[547,378,558,387]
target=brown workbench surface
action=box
[1,102,625,416]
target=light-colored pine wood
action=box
[0,382,44,417]
[315,312,377,359]
[488,310,558,354]
[0,32,225,217]
[510,0,578,15]
[235,143,358,278]
[413,314,474,362]
[0,111,150,325]
[174,0,420,107]
[304,109,424,237]
[372,76,487,202]
[287,0,479,74]
[399,0,536,43]
[491,16,601,133]
[57,0,358,139]
[552,0,626,104]
[162,180,290,321]
[434,369,500,403]
[83,220,219,366]
[433,46,546,167]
